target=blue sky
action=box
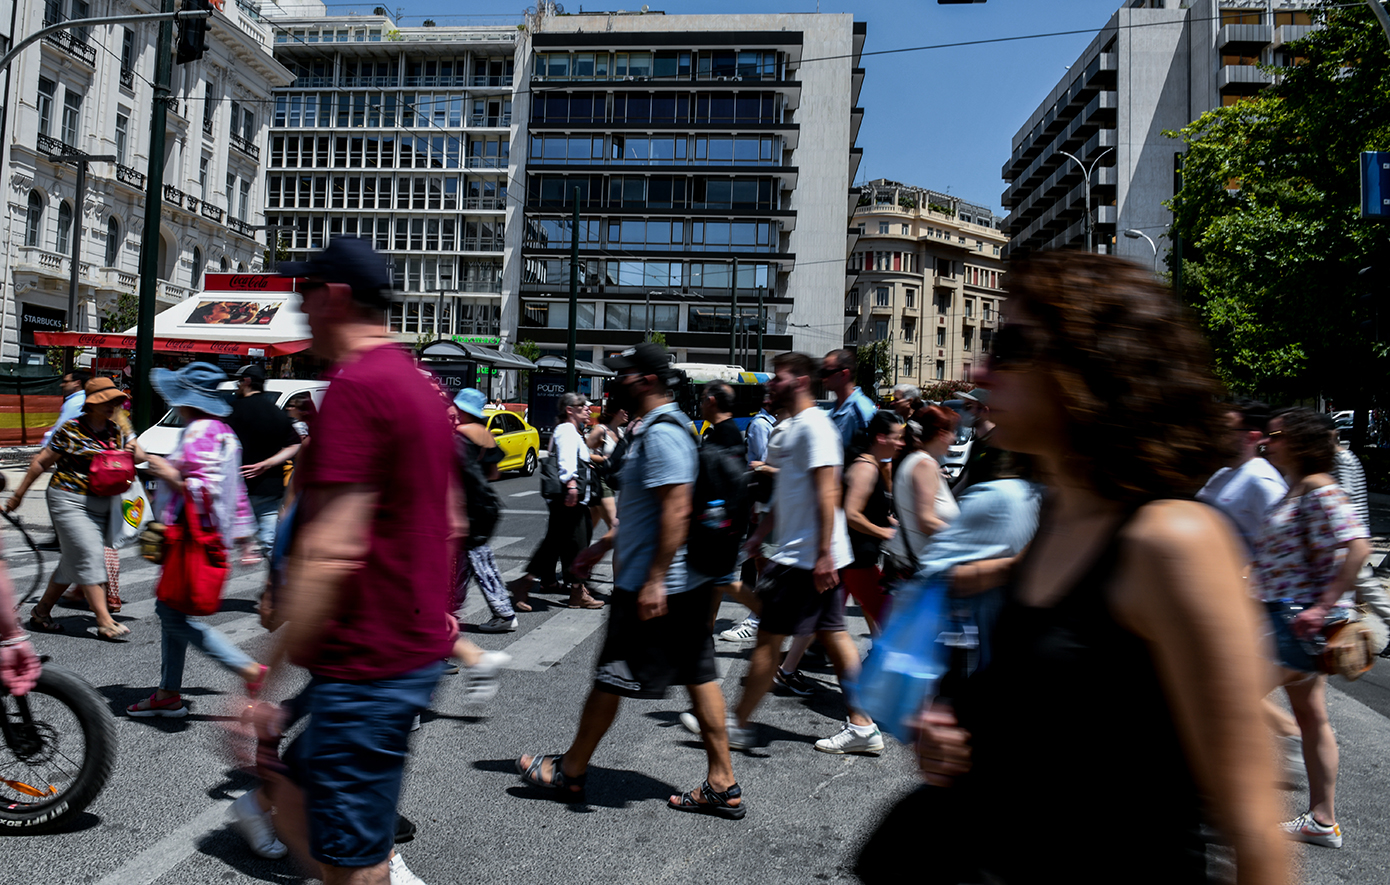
[321,0,1129,215]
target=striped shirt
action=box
[1333,448,1370,529]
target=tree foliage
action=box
[1166,2,1390,401]
[856,339,892,398]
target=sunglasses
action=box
[818,365,846,379]
[987,324,1043,370]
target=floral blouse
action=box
[155,418,254,548]
[47,418,132,495]
[1250,485,1367,605]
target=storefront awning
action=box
[33,331,312,357]
[420,339,538,370]
[535,355,616,378]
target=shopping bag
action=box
[155,491,230,617]
[106,481,151,549]
[855,575,950,743]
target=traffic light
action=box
[176,0,211,65]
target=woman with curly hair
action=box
[890,252,1286,884]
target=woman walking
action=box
[453,388,519,633]
[126,363,265,717]
[586,401,627,537]
[5,378,163,640]
[510,392,600,611]
[884,406,960,582]
[1251,407,1369,849]
[840,410,904,632]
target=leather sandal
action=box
[28,611,64,633]
[516,753,586,802]
[668,779,746,820]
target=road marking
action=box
[509,489,540,498]
[501,608,607,671]
[500,509,549,515]
[489,535,524,550]
[92,792,243,885]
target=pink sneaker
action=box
[126,693,188,718]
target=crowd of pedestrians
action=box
[7,238,1390,885]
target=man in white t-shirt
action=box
[723,352,883,755]
[1196,400,1287,558]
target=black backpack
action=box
[455,434,502,544]
[649,413,752,577]
[591,426,630,490]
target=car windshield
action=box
[156,391,239,427]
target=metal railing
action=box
[119,68,134,89]
[37,133,81,158]
[462,196,505,210]
[202,112,214,135]
[469,115,511,127]
[465,156,507,168]
[470,75,513,87]
[116,163,145,187]
[227,217,253,237]
[230,132,260,160]
[162,96,181,115]
[41,22,96,65]
[460,239,506,252]
[458,279,503,292]
[163,184,186,208]
[200,202,224,223]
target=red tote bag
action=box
[155,491,230,617]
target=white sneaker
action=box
[719,617,760,642]
[463,650,511,703]
[679,711,754,749]
[814,720,885,755]
[227,790,287,859]
[477,615,519,633]
[390,852,429,884]
[1280,811,1343,848]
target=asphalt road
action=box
[0,468,1386,884]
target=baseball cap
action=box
[279,236,393,310]
[236,364,266,382]
[959,388,990,406]
[604,343,672,380]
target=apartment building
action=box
[1001,0,1315,263]
[1,0,290,365]
[507,9,865,370]
[846,179,1006,386]
[261,3,517,344]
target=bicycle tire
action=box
[0,665,117,834]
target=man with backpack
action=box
[516,343,745,819]
[693,381,757,627]
[451,389,518,634]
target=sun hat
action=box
[150,362,232,418]
[278,236,393,311]
[82,377,126,409]
[453,388,487,421]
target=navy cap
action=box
[279,236,393,310]
[604,342,672,380]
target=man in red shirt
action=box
[254,237,455,885]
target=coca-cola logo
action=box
[226,275,270,290]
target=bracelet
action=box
[0,633,31,647]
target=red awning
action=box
[33,331,312,357]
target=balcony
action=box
[116,164,145,188]
[458,280,503,293]
[293,76,334,88]
[201,202,225,223]
[462,196,505,211]
[1217,64,1273,95]
[460,239,506,253]
[470,75,513,88]
[163,184,186,208]
[119,68,134,89]
[1217,23,1273,56]
[230,132,261,160]
[1273,23,1314,49]
[469,115,512,128]
[465,157,508,169]
[202,111,214,136]
[162,96,181,116]
[42,23,96,66]
[37,133,81,159]
[228,217,254,238]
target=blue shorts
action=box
[286,661,441,867]
[1264,602,1323,674]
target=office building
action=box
[1001,0,1314,264]
[847,179,1006,385]
[1,0,290,365]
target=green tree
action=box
[856,340,892,400]
[644,330,667,348]
[101,290,139,333]
[1167,1,1390,411]
[514,338,540,397]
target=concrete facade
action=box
[0,0,291,366]
[1002,0,1316,266]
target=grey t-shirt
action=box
[614,403,697,594]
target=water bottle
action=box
[700,499,729,531]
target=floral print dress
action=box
[155,418,254,548]
[1250,485,1367,606]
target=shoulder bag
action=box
[155,489,230,616]
[89,431,135,497]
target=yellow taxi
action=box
[484,408,540,476]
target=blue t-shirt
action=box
[614,402,698,594]
[829,387,876,451]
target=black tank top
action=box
[953,507,1209,883]
[846,457,891,569]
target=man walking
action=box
[227,364,300,558]
[252,236,455,885]
[1196,399,1286,558]
[516,343,744,819]
[722,352,883,755]
[821,349,876,451]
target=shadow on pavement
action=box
[195,829,303,885]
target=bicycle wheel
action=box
[0,665,117,833]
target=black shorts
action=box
[593,583,718,699]
[756,563,847,636]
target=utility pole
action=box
[134,0,175,431]
[755,284,764,372]
[565,187,579,392]
[728,258,738,366]
[54,153,117,371]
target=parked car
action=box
[484,407,540,476]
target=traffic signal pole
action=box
[134,0,175,431]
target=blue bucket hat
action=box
[150,362,231,417]
[453,388,487,421]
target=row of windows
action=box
[529,134,781,166]
[531,92,781,126]
[533,50,782,82]
[849,284,1000,320]
[522,301,770,336]
[273,92,512,129]
[523,217,778,253]
[388,299,503,336]
[387,257,503,294]
[528,175,778,211]
[265,213,504,253]
[267,174,506,211]
[269,134,509,170]
[521,257,772,291]
[287,57,514,85]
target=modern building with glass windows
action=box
[1,0,288,365]
[261,2,516,342]
[507,9,864,369]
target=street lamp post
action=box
[1123,229,1160,274]
[1057,147,1114,253]
[246,223,291,272]
[51,151,118,372]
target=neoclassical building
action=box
[1,0,291,366]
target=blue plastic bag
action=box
[855,575,950,743]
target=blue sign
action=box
[1361,152,1390,219]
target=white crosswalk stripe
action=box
[509,489,540,498]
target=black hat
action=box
[279,236,392,310]
[604,342,672,380]
[236,364,266,382]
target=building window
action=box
[25,191,43,248]
[239,180,251,221]
[962,362,971,379]
[901,223,909,235]
[61,90,82,147]
[876,286,890,307]
[936,326,945,347]
[902,317,915,342]
[37,78,55,137]
[935,360,944,381]
[857,223,865,234]
[56,201,72,253]
[847,288,859,309]
[878,222,889,234]
[120,27,135,73]
[934,290,951,313]
[191,247,203,288]
[903,355,913,376]
[937,257,953,277]
[983,301,993,320]
[963,327,974,351]
[905,288,916,308]
[964,299,974,318]
[114,112,129,165]
[874,319,888,341]
[105,216,120,266]
[227,172,236,208]
[199,156,209,200]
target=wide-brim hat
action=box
[150,362,231,418]
[82,377,125,408]
[453,387,487,420]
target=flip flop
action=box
[90,624,130,642]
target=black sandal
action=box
[28,611,64,633]
[668,780,746,820]
[516,753,586,802]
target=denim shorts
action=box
[1264,602,1325,674]
[285,661,441,867]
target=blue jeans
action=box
[156,600,256,693]
[249,494,281,555]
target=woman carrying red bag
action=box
[127,363,263,718]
